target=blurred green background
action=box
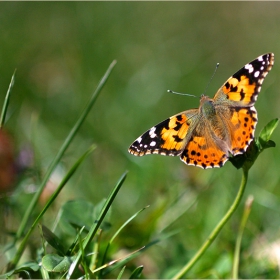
[1,2,280,278]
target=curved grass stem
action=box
[172,167,249,279]
[232,195,254,279]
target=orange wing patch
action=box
[180,135,228,169]
[160,114,190,151]
[222,76,256,104]
[229,107,258,155]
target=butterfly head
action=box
[199,94,211,104]
[200,95,215,117]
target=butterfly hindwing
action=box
[227,106,258,155]
[180,123,229,169]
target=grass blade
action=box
[8,145,96,272]
[232,195,254,279]
[8,60,117,270]
[117,266,126,279]
[67,171,128,279]
[100,205,149,275]
[0,70,16,128]
[92,246,145,275]
[129,265,144,279]
[102,231,177,276]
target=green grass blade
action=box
[117,266,126,279]
[110,206,149,244]
[100,205,149,273]
[8,60,116,270]
[101,247,146,276]
[0,69,16,128]
[67,171,128,279]
[8,145,96,271]
[92,246,145,275]
[102,231,176,276]
[232,195,254,279]
[129,265,143,279]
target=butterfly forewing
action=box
[215,53,274,106]
[128,110,198,156]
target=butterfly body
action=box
[129,53,274,169]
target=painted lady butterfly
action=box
[128,53,274,169]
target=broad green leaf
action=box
[258,118,279,145]
[41,224,66,255]
[42,254,72,273]
[59,199,110,235]
[6,262,40,277]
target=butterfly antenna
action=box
[203,62,219,95]
[167,89,197,98]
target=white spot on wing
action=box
[150,141,156,146]
[245,63,254,73]
[149,127,157,138]
[254,71,260,78]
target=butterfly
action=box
[128,53,274,169]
